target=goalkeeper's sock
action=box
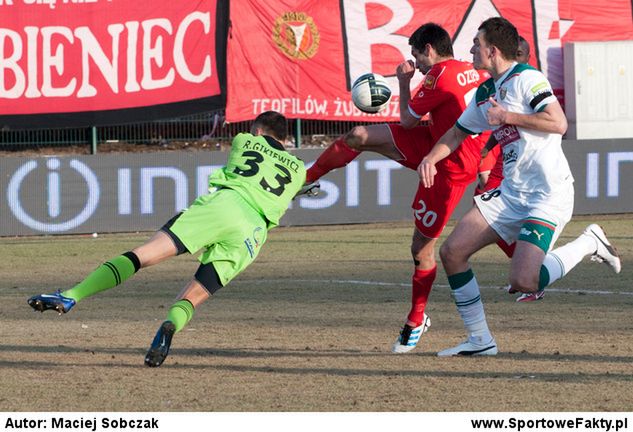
[62,252,141,302]
[167,299,195,333]
[306,137,360,183]
[406,266,436,326]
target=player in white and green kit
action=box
[28,111,306,367]
[417,18,620,356]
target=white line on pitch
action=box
[237,279,633,297]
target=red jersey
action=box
[408,59,490,185]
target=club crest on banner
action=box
[272,12,320,60]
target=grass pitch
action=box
[1,215,632,411]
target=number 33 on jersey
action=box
[208,132,307,228]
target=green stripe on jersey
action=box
[509,63,536,75]
[475,78,496,103]
[456,121,477,135]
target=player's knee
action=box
[194,262,224,295]
[345,126,368,151]
[412,244,435,268]
[439,240,463,267]
[509,274,539,293]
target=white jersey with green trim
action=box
[456,63,573,199]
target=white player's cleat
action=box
[391,314,431,353]
[437,337,497,357]
[583,224,621,274]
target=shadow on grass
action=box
[2,344,633,380]
[0,355,631,383]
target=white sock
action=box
[542,232,597,287]
[449,270,493,344]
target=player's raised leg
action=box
[516,223,621,302]
[305,124,403,183]
[28,230,178,314]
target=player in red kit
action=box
[298,23,490,353]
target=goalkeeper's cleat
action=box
[391,314,431,353]
[144,321,176,368]
[28,290,76,315]
[293,181,320,199]
[437,337,497,357]
[516,290,545,302]
[583,224,621,274]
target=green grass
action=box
[0,215,632,411]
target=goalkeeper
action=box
[28,111,306,367]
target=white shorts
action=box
[474,183,574,252]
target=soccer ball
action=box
[351,73,392,113]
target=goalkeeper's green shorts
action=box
[164,188,268,286]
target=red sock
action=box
[407,266,437,326]
[306,137,360,183]
[497,240,516,258]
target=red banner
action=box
[226,0,633,122]
[0,0,227,128]
[3,1,632,126]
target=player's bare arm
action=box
[417,125,469,188]
[397,60,419,129]
[486,97,568,134]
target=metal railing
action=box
[0,110,390,154]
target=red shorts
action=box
[388,124,470,238]
[411,174,467,238]
[387,124,433,170]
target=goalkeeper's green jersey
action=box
[208,133,306,228]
